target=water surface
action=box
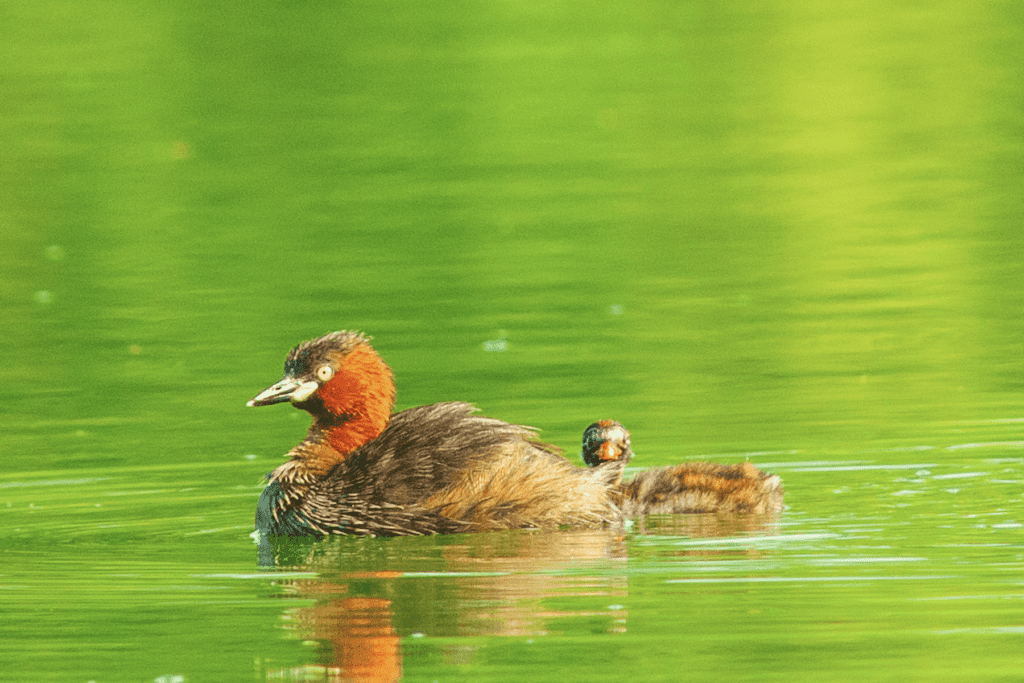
[2,1,1023,681]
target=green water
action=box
[3,1,1023,681]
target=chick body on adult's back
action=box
[581,420,784,516]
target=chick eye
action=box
[316,364,334,382]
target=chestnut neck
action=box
[297,343,397,475]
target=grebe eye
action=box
[316,364,334,382]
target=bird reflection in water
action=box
[258,514,780,682]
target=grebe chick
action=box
[581,420,784,515]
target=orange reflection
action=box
[307,596,401,683]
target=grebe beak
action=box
[247,376,319,407]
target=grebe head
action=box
[581,419,633,467]
[247,331,396,427]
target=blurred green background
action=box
[6,1,1024,464]
[2,1,1023,681]
[7,0,1023,471]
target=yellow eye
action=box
[316,364,334,382]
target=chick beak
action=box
[598,441,620,461]
[247,376,319,407]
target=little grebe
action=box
[248,331,622,537]
[581,420,784,515]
